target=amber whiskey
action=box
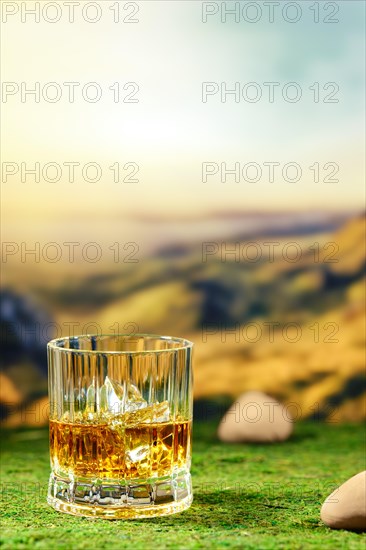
[50,419,191,479]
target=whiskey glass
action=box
[47,334,193,519]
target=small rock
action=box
[321,471,366,531]
[217,391,293,443]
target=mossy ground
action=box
[1,422,365,549]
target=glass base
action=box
[47,470,192,519]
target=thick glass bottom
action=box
[47,470,192,519]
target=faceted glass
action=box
[47,334,193,519]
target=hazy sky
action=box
[2,0,365,233]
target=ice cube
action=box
[123,400,171,427]
[105,376,124,401]
[126,445,150,464]
[152,401,171,423]
[103,376,125,414]
[98,377,147,415]
[125,383,148,412]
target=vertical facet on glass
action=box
[47,335,193,519]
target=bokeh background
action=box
[1,0,365,426]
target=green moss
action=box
[1,422,365,549]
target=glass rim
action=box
[47,333,194,355]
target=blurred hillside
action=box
[1,213,365,424]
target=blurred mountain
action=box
[322,214,365,275]
[0,290,50,421]
[1,213,365,424]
